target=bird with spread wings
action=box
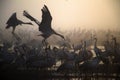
[6,12,33,33]
[23,5,65,44]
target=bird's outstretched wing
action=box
[39,5,53,33]
[6,12,17,25]
[23,10,40,25]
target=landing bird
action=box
[6,12,33,33]
[23,5,65,43]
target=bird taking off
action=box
[6,12,33,33]
[23,5,65,43]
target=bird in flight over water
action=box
[6,12,33,34]
[23,5,65,44]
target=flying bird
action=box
[23,5,65,43]
[6,12,33,33]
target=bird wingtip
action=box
[23,10,27,13]
[13,12,17,16]
[44,4,46,7]
[44,4,48,9]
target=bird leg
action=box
[12,33,22,42]
[12,27,15,34]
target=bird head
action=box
[59,34,65,41]
[61,35,65,40]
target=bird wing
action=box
[39,5,53,33]
[6,12,17,25]
[23,10,40,25]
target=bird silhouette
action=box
[93,38,101,57]
[6,12,33,33]
[23,5,65,44]
[94,38,110,64]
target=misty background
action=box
[0,0,120,45]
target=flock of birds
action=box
[0,32,120,72]
[0,5,120,76]
[6,5,65,45]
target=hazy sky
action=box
[0,0,120,31]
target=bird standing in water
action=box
[23,5,65,44]
[6,12,33,33]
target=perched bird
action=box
[23,5,65,44]
[93,38,101,57]
[94,38,110,64]
[6,12,33,33]
[79,56,101,73]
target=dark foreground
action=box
[1,65,120,80]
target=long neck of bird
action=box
[94,38,97,48]
[22,22,31,25]
[83,41,86,50]
[114,38,117,46]
[54,32,64,39]
[113,38,117,49]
